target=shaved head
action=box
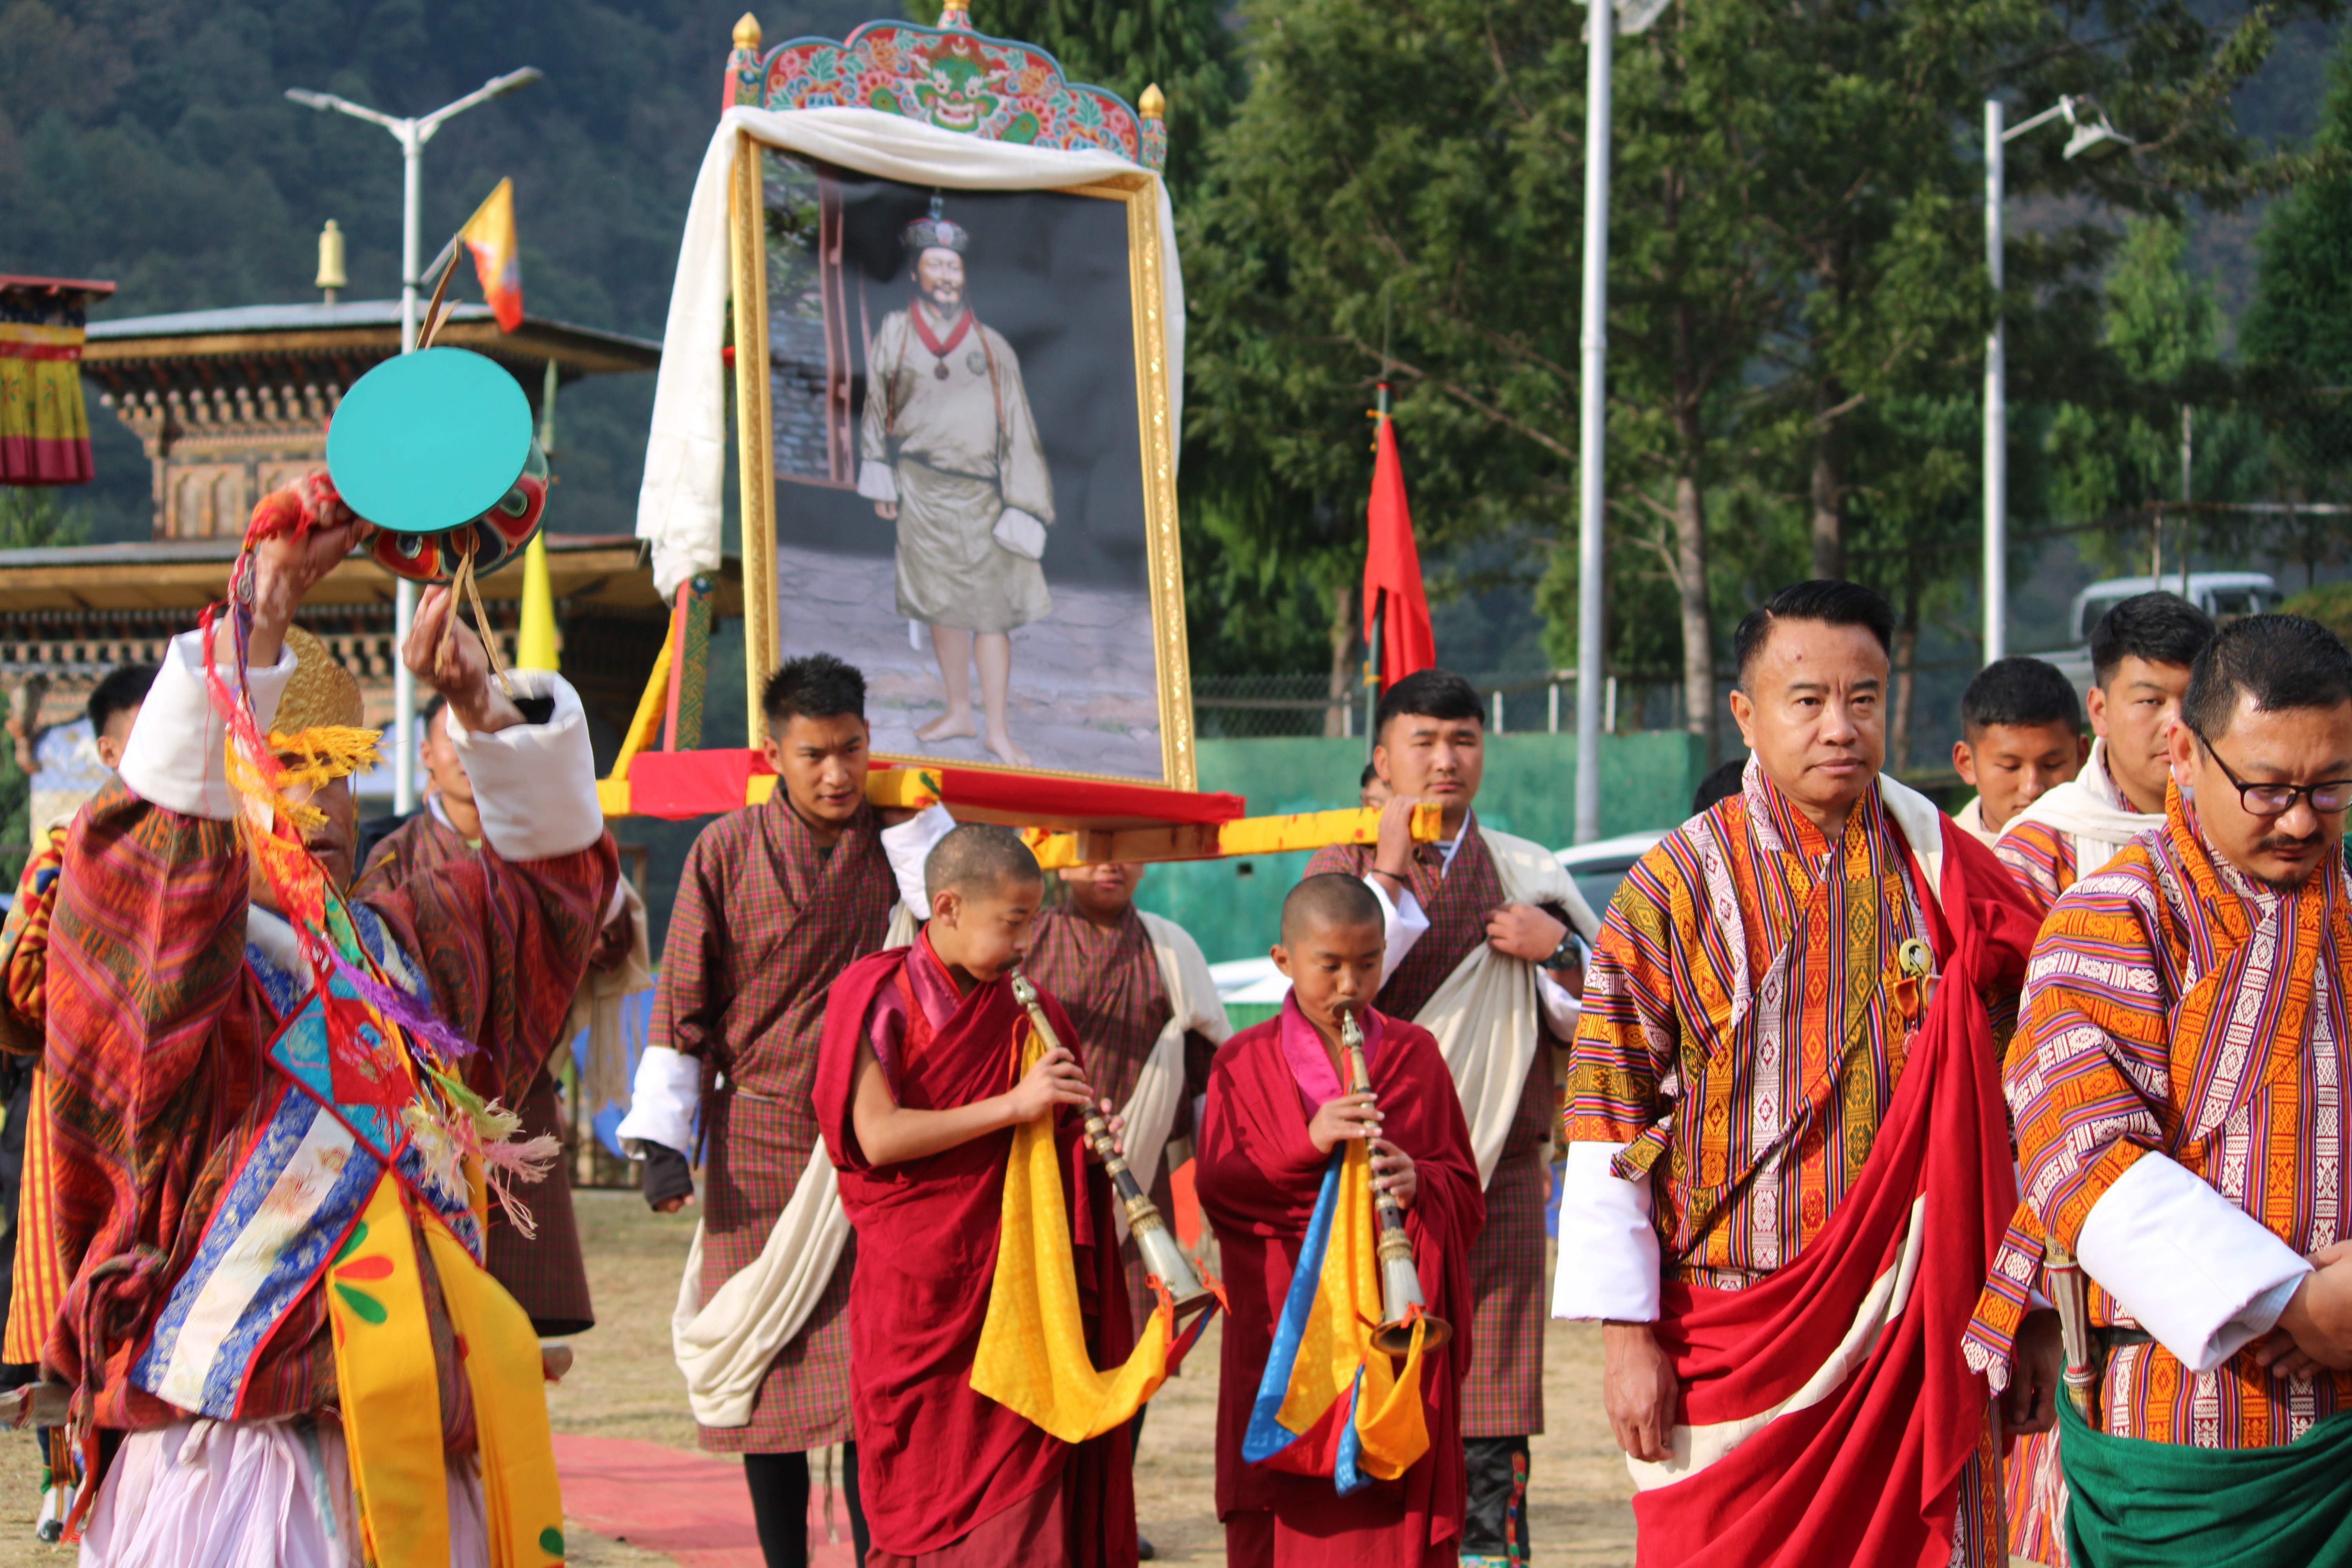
[924,823,1044,904]
[1281,873,1383,945]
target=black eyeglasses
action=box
[2188,724,2352,818]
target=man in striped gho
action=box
[1967,614,2352,1568]
[1557,579,2062,1568]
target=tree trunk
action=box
[1890,578,1920,772]
[1809,418,1845,580]
[1324,581,1357,738]
[1673,473,1715,764]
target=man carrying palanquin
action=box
[1024,860,1230,1355]
[1968,614,2352,1568]
[1998,592,2214,915]
[1556,579,2062,1568]
[1304,667,1591,1568]
[47,497,616,1565]
[361,692,643,1338]
[617,652,944,1568]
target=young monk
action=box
[1198,873,1483,1566]
[813,824,1139,1568]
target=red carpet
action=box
[554,1433,857,1566]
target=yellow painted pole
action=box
[518,533,558,669]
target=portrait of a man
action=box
[855,197,1056,768]
[756,158,1173,784]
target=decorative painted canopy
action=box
[725,8,1166,173]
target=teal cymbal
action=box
[327,347,534,534]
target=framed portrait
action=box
[725,131,1193,789]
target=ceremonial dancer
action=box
[50,499,615,1564]
[1198,874,1482,1566]
[1305,668,1590,1568]
[814,825,1149,1568]
[1998,593,2214,913]
[616,652,943,1568]
[1950,657,2087,848]
[1965,614,2352,1568]
[1556,580,2062,1567]
[361,693,643,1338]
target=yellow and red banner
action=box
[460,178,524,333]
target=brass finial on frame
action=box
[1139,83,1166,120]
[733,11,761,49]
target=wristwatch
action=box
[1545,929,1581,971]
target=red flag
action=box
[1363,410,1435,691]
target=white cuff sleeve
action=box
[856,459,898,504]
[1552,1140,1662,1322]
[879,802,956,919]
[1537,969,1581,1036]
[615,1044,702,1158]
[118,630,299,821]
[447,672,602,862]
[2075,1150,2314,1372]
[1363,874,1431,988]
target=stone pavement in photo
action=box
[774,543,1167,780]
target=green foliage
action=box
[1182,0,2339,687]
[2280,579,2352,641]
[0,487,92,550]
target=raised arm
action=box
[361,586,615,1105]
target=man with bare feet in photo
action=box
[858,194,1056,768]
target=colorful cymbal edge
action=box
[326,347,552,584]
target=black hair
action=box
[1359,761,1381,789]
[1691,758,1747,815]
[1281,872,1384,944]
[1731,580,1895,690]
[761,653,867,731]
[2090,593,2215,690]
[420,691,447,733]
[2180,615,2352,742]
[1374,667,1481,742]
[86,662,158,737]
[1960,657,2083,737]
[923,823,1044,902]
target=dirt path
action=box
[0,1193,1641,1566]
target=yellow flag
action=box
[518,532,558,670]
[458,178,523,332]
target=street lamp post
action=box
[1982,94,2129,664]
[285,68,543,813]
[1573,0,1668,846]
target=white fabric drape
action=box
[636,105,1185,599]
[1998,737,2165,875]
[1112,912,1231,1241]
[1413,828,1600,1188]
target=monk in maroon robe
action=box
[1198,874,1483,1567]
[813,824,1138,1568]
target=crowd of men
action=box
[1,544,2349,1568]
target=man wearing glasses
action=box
[1972,613,2352,1562]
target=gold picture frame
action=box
[726,132,1196,791]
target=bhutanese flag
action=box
[1241,1138,1429,1491]
[459,178,523,332]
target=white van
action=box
[2029,573,2280,687]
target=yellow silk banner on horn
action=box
[327,1175,450,1568]
[971,1025,1172,1441]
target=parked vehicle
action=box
[1554,829,1670,919]
[2028,573,2280,688]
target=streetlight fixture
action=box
[285,67,543,813]
[1982,94,2131,663]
